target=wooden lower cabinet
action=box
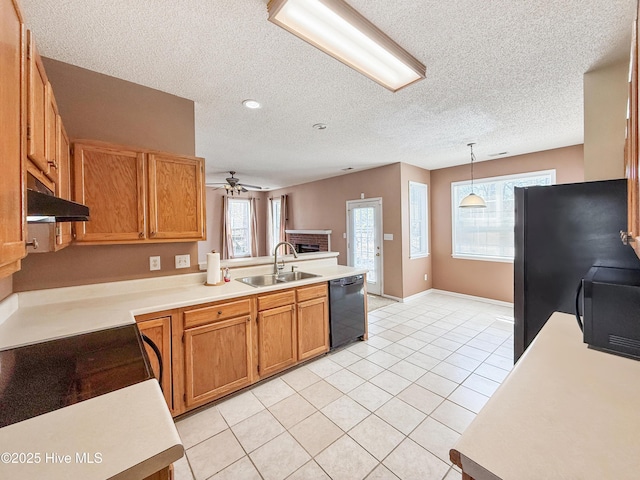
[258,304,297,378]
[297,296,329,361]
[183,314,253,408]
[137,315,173,411]
[143,465,172,480]
[172,283,332,416]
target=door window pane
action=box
[352,206,377,283]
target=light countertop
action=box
[451,312,640,480]
[0,262,364,351]
[0,380,182,480]
[0,257,364,480]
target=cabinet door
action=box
[627,11,640,257]
[44,82,58,183]
[26,31,48,175]
[147,153,205,240]
[73,143,146,242]
[258,304,297,378]
[55,119,72,249]
[184,315,252,407]
[297,296,329,361]
[138,317,172,410]
[0,0,26,277]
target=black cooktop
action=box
[0,325,153,428]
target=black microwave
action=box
[581,266,640,360]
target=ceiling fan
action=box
[206,171,264,195]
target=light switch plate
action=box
[175,254,190,269]
[383,233,394,241]
[149,256,161,271]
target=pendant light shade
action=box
[459,143,486,208]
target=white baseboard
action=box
[430,289,513,308]
[399,289,435,303]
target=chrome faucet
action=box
[274,241,298,274]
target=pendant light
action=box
[459,143,486,208]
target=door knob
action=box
[375,253,380,256]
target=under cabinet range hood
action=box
[26,174,90,223]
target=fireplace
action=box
[296,243,321,253]
[285,229,332,252]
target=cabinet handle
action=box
[26,238,39,250]
[48,160,58,169]
[139,232,144,238]
[218,311,223,315]
[621,230,635,245]
[141,333,163,387]
[150,231,156,237]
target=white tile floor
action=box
[173,292,515,480]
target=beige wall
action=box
[431,145,585,302]
[584,61,628,181]
[42,58,195,156]
[13,59,199,292]
[400,163,432,297]
[269,164,406,298]
[0,276,11,302]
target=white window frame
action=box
[451,169,556,262]
[228,198,252,258]
[409,181,429,258]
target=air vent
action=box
[609,334,640,350]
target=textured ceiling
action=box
[20,0,636,189]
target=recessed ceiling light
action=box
[242,99,261,109]
[313,123,327,130]
[488,151,508,157]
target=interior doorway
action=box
[346,198,383,296]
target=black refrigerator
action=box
[514,179,640,361]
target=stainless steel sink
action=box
[237,271,320,287]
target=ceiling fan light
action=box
[459,193,487,208]
[267,0,425,92]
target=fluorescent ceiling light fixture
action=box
[242,99,262,109]
[267,0,426,92]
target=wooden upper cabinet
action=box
[148,153,205,240]
[56,120,73,248]
[44,82,59,182]
[72,141,205,244]
[26,31,49,178]
[0,0,26,277]
[73,143,146,242]
[625,8,640,258]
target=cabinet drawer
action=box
[184,299,251,329]
[297,283,328,302]
[258,290,295,311]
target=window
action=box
[228,198,251,257]
[452,170,555,261]
[269,197,281,252]
[409,181,428,257]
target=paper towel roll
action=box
[206,252,221,284]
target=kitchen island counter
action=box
[450,312,640,480]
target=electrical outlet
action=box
[424,274,428,281]
[150,256,161,271]
[175,254,190,269]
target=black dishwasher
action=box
[329,275,365,349]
